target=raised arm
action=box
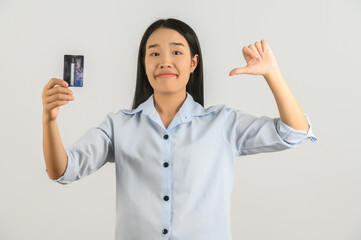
[42,78,75,180]
[229,39,308,132]
[263,67,308,131]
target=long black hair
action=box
[131,18,204,109]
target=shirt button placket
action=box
[161,133,171,238]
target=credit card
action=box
[63,55,84,87]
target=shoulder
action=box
[100,110,134,124]
[192,104,249,123]
[203,104,245,119]
[193,104,225,117]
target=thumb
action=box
[229,67,249,76]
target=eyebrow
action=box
[147,42,185,49]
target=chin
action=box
[154,87,186,95]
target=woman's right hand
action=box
[42,78,75,122]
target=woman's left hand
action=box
[229,39,280,78]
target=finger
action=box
[229,67,249,76]
[254,41,264,62]
[261,39,270,52]
[44,78,68,91]
[45,86,73,97]
[248,44,260,56]
[245,45,261,61]
[242,46,259,59]
[45,92,75,104]
[255,41,263,55]
[46,100,71,112]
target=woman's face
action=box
[144,28,198,95]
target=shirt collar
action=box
[121,92,217,121]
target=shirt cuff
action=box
[277,112,318,145]
[304,113,318,142]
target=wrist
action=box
[263,67,281,80]
[42,112,56,124]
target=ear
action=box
[190,54,199,73]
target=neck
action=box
[153,91,187,117]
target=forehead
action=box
[146,28,188,48]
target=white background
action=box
[0,0,360,239]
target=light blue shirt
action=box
[48,92,317,240]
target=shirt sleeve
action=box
[222,107,317,157]
[46,112,115,185]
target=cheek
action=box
[179,63,192,76]
[144,60,154,76]
[176,57,191,71]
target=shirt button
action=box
[163,195,169,201]
[162,229,168,234]
[163,134,169,140]
[163,162,169,168]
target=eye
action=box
[173,51,182,55]
[150,52,159,56]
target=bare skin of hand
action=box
[42,78,75,122]
[229,39,280,78]
[229,39,310,132]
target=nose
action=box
[159,54,172,68]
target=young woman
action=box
[42,18,317,239]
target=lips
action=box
[156,73,177,78]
